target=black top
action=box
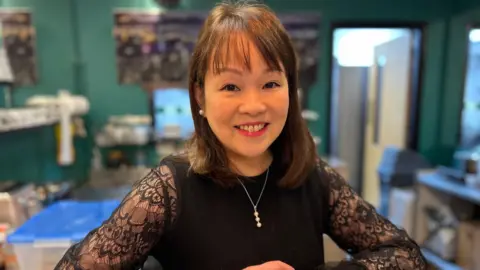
[55,155,426,270]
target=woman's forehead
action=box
[208,32,283,74]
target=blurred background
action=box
[0,0,479,269]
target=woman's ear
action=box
[195,84,204,112]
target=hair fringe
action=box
[183,0,317,189]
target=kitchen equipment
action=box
[377,147,431,217]
[453,145,480,174]
[35,182,74,207]
[0,182,41,227]
[95,115,152,147]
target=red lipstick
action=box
[235,122,269,137]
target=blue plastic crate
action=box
[7,200,120,244]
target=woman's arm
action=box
[55,162,177,270]
[318,159,427,270]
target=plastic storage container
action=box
[6,200,119,270]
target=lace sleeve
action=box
[317,160,427,270]
[55,163,177,270]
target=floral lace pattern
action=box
[318,160,427,270]
[55,158,426,270]
[55,164,177,270]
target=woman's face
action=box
[200,37,289,161]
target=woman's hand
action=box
[243,261,294,270]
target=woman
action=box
[56,1,426,269]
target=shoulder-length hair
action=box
[184,0,317,188]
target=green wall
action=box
[416,0,480,165]
[0,0,478,183]
[0,0,79,183]
[0,0,77,103]
[438,3,480,164]
[73,0,456,162]
[71,0,160,128]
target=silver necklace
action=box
[237,168,269,228]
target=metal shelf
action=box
[417,172,480,205]
[422,249,463,270]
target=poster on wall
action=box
[280,13,321,109]
[0,9,37,87]
[113,10,205,89]
[153,12,205,89]
[113,10,160,86]
[113,10,320,96]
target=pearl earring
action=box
[199,109,204,116]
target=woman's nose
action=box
[238,90,267,116]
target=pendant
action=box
[254,208,262,228]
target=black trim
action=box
[357,68,369,196]
[407,28,425,150]
[373,62,384,145]
[147,90,156,145]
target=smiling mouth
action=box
[234,123,269,133]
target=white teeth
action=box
[238,124,265,132]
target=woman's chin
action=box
[231,145,271,160]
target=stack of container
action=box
[6,200,119,270]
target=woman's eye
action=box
[221,84,240,91]
[263,82,280,89]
